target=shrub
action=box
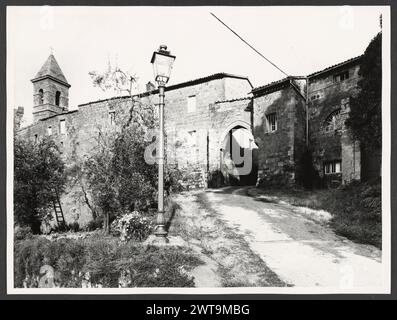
[323,180,382,248]
[14,237,202,288]
[14,225,33,240]
[110,211,154,242]
[68,222,80,233]
[14,137,66,233]
[86,217,104,231]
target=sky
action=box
[7,6,387,126]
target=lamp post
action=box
[150,45,176,242]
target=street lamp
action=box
[151,45,176,242]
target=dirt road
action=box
[171,187,384,290]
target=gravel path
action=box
[172,186,385,291]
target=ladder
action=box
[52,188,66,228]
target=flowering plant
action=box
[111,211,153,242]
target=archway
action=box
[219,121,258,186]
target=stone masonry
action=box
[15,53,371,226]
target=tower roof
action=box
[31,54,70,87]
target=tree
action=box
[14,137,66,234]
[84,62,158,234]
[346,32,382,151]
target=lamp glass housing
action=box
[151,50,175,85]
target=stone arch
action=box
[38,89,44,104]
[218,119,257,186]
[218,120,251,150]
[55,91,61,106]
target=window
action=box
[324,160,341,174]
[38,89,44,104]
[333,71,349,82]
[47,126,52,135]
[187,95,196,113]
[266,113,277,132]
[55,91,61,106]
[59,119,66,134]
[324,109,341,132]
[109,111,116,125]
[187,130,197,146]
[34,134,38,143]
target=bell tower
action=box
[31,54,71,123]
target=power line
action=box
[210,12,289,77]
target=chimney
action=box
[14,106,24,131]
[146,81,155,92]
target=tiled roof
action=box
[166,72,252,91]
[78,73,252,107]
[251,55,363,95]
[214,97,251,104]
[251,76,305,95]
[38,110,78,121]
[32,54,70,86]
[307,55,363,78]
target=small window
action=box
[187,130,197,146]
[47,126,52,135]
[55,91,61,106]
[266,113,277,132]
[324,109,341,132]
[187,95,196,113]
[324,160,341,174]
[34,134,38,143]
[38,89,44,104]
[333,71,349,82]
[59,119,66,134]
[109,111,116,125]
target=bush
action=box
[323,180,382,248]
[14,237,202,288]
[14,137,66,233]
[86,217,104,231]
[110,211,154,242]
[68,222,80,233]
[14,225,33,240]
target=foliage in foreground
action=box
[14,236,203,288]
[110,211,154,241]
[14,137,66,234]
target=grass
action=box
[253,179,382,248]
[14,234,203,288]
[168,191,289,287]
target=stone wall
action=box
[253,86,305,187]
[33,78,69,122]
[17,75,253,225]
[162,76,252,188]
[308,62,361,186]
[208,98,253,187]
[17,99,121,228]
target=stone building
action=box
[251,56,364,188]
[15,53,375,225]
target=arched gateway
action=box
[218,120,258,186]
